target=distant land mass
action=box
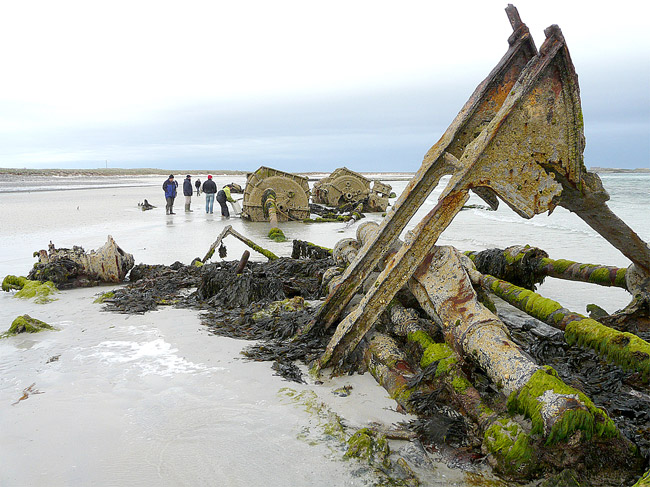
[0,167,647,178]
[588,167,650,174]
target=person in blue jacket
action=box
[162,175,178,215]
[183,175,194,212]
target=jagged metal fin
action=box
[305,10,539,336]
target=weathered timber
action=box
[466,245,628,290]
[202,225,279,263]
[477,272,650,379]
[304,7,538,336]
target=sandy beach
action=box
[1,172,649,486]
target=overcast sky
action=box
[0,0,648,172]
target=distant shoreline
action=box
[0,167,647,177]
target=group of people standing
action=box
[162,174,237,216]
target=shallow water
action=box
[0,172,648,485]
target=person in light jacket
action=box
[216,185,236,217]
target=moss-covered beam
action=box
[633,469,650,486]
[538,257,627,288]
[482,273,650,380]
[202,225,279,263]
[465,246,628,290]
[389,304,538,477]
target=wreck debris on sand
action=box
[28,235,134,288]
[241,166,311,223]
[312,167,392,213]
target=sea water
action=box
[0,172,648,486]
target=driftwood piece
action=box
[202,225,279,263]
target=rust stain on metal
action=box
[316,5,650,370]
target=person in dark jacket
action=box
[162,175,178,215]
[183,175,194,212]
[216,185,236,217]
[202,175,217,214]
[195,178,201,196]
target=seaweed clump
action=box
[101,261,203,313]
[3,315,56,337]
[2,275,58,303]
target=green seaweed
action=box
[507,367,617,445]
[2,275,28,291]
[3,315,56,338]
[614,268,627,288]
[565,318,650,380]
[633,469,650,487]
[545,258,573,274]
[93,291,115,303]
[344,428,390,469]
[483,418,535,476]
[489,280,563,323]
[268,227,287,242]
[452,376,471,393]
[5,277,59,304]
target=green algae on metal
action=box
[506,367,617,445]
[485,274,650,379]
[3,315,56,338]
[483,418,535,477]
[564,318,650,380]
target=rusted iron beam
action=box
[477,271,650,379]
[320,25,585,368]
[303,7,538,336]
[465,245,629,290]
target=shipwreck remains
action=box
[312,167,392,213]
[28,235,135,288]
[291,4,650,484]
[241,166,310,223]
[48,4,648,485]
